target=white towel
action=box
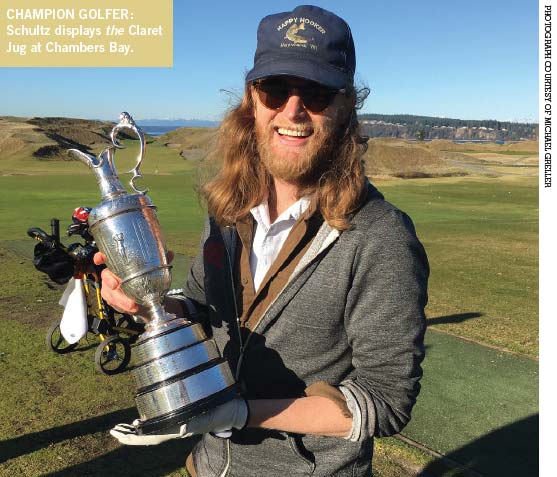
[59,278,88,344]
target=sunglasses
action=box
[253,79,345,113]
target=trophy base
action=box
[131,319,239,436]
[136,384,239,435]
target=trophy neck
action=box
[136,303,177,331]
[98,175,127,200]
[147,303,167,322]
[93,149,127,200]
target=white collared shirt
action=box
[249,197,311,292]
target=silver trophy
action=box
[70,112,237,434]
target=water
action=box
[140,125,182,137]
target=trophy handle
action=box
[110,112,148,195]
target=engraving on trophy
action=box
[133,220,155,263]
[113,233,128,261]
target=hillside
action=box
[0,116,539,179]
[158,127,217,161]
[363,139,464,179]
[362,138,538,179]
[0,116,120,161]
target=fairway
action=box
[0,172,539,358]
[0,141,538,476]
[378,175,538,357]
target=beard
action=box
[255,120,337,186]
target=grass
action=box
[377,175,538,357]
[1,172,538,357]
[0,137,192,177]
[0,328,193,477]
[0,248,196,476]
[0,130,539,476]
[373,438,433,477]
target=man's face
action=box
[252,76,351,184]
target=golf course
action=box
[0,118,538,476]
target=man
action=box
[102,5,428,476]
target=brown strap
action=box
[238,212,323,330]
[185,452,197,477]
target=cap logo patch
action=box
[277,17,326,50]
[285,23,310,44]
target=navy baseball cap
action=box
[245,5,355,90]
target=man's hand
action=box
[93,251,174,315]
[110,398,248,446]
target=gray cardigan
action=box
[183,183,429,476]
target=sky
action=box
[0,0,538,122]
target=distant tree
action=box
[357,113,537,140]
[416,130,426,141]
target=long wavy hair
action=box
[202,83,369,230]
